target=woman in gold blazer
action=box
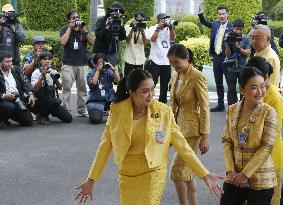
[221,67,278,205]
[246,56,283,205]
[75,69,223,205]
[168,44,210,205]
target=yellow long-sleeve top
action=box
[222,101,278,190]
[264,84,283,169]
[87,98,210,181]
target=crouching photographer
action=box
[31,51,72,125]
[93,2,126,66]
[0,52,35,128]
[224,19,251,106]
[86,53,120,124]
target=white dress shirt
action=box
[0,68,19,94]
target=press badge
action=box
[155,125,164,144]
[101,89,105,96]
[161,41,168,48]
[73,39,79,50]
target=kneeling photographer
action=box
[224,19,251,106]
[0,52,35,128]
[0,4,25,74]
[93,2,126,66]
[86,53,120,124]
[31,51,72,125]
[124,12,148,76]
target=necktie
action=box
[215,24,225,55]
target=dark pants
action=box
[213,55,228,106]
[124,62,143,77]
[227,71,241,106]
[145,60,171,103]
[0,101,33,126]
[36,98,72,123]
[220,182,274,205]
[88,101,111,124]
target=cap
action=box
[233,19,244,28]
[157,13,170,20]
[32,36,47,44]
[0,51,12,61]
[108,2,124,10]
[2,4,15,12]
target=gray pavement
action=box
[0,94,226,205]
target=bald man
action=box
[251,24,280,87]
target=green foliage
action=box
[23,0,77,31]
[175,22,201,42]
[270,0,283,20]
[180,14,210,36]
[103,0,154,22]
[0,0,11,8]
[263,0,280,17]
[77,0,90,25]
[274,37,283,67]
[180,36,212,70]
[203,0,262,33]
[268,20,283,37]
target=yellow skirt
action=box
[170,136,201,181]
[119,154,167,205]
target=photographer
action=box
[92,2,126,65]
[86,53,120,124]
[0,51,35,128]
[22,36,47,82]
[224,19,251,106]
[145,13,176,103]
[59,10,94,117]
[0,4,25,74]
[124,11,148,76]
[31,51,72,125]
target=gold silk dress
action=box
[119,116,167,205]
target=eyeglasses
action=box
[249,35,265,41]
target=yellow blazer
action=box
[88,98,209,181]
[222,101,278,189]
[170,66,210,137]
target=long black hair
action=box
[114,69,152,103]
[167,44,194,65]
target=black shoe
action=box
[210,104,225,112]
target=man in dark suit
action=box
[0,51,35,128]
[198,3,233,112]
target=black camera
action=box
[0,12,18,27]
[252,13,268,26]
[108,11,126,34]
[12,92,27,112]
[47,68,60,80]
[164,18,178,27]
[224,31,243,46]
[74,19,86,27]
[130,16,149,31]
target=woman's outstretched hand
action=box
[75,180,94,203]
[203,173,224,197]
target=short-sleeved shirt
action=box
[228,36,251,73]
[59,25,88,66]
[124,25,146,65]
[146,25,171,65]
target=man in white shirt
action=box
[146,13,176,104]
[0,51,35,128]
[124,12,148,76]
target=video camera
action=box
[164,18,178,27]
[252,13,268,26]
[0,12,18,26]
[108,11,126,34]
[130,16,149,31]
[223,31,243,67]
[224,31,243,46]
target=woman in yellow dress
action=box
[221,67,278,205]
[75,69,223,205]
[246,56,283,205]
[167,44,210,205]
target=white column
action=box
[160,0,166,13]
[189,0,195,14]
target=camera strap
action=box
[133,31,141,44]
